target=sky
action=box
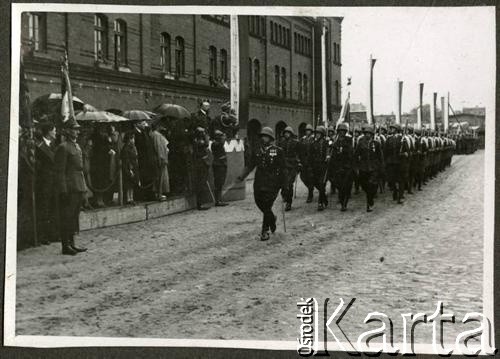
[337,7,496,115]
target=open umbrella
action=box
[75,110,130,123]
[153,103,191,120]
[106,108,124,116]
[31,93,85,120]
[123,110,155,122]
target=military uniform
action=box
[310,126,329,211]
[355,125,384,211]
[192,128,211,210]
[384,124,410,203]
[239,127,285,241]
[375,128,387,193]
[328,123,353,211]
[414,130,428,191]
[54,126,87,255]
[211,130,228,206]
[298,124,315,202]
[277,126,300,211]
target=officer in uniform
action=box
[406,125,417,194]
[355,124,384,212]
[211,130,228,206]
[192,127,211,210]
[54,121,87,255]
[384,123,410,204]
[237,127,285,241]
[310,126,329,211]
[326,125,337,196]
[414,128,428,191]
[328,122,353,211]
[352,127,362,194]
[277,126,300,211]
[375,125,387,194]
[298,124,315,203]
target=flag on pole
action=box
[321,22,328,127]
[444,92,450,132]
[60,50,75,123]
[395,80,403,125]
[367,55,376,124]
[336,78,351,126]
[417,83,424,129]
[430,92,437,131]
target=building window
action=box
[333,42,337,63]
[209,46,217,85]
[249,58,254,92]
[253,59,260,94]
[220,49,228,82]
[261,17,266,37]
[335,80,340,105]
[281,67,287,98]
[160,32,171,73]
[114,19,127,67]
[303,74,308,102]
[27,12,46,52]
[270,21,274,41]
[337,43,341,64]
[94,14,108,61]
[297,72,302,101]
[175,36,185,77]
[274,65,280,96]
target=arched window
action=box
[28,12,46,52]
[114,19,127,67]
[337,44,341,64]
[335,80,340,105]
[281,67,287,98]
[274,23,278,42]
[253,59,260,94]
[297,72,302,101]
[209,46,217,84]
[278,25,282,44]
[175,36,185,76]
[160,32,171,73]
[94,14,108,60]
[274,65,280,96]
[220,49,228,82]
[303,74,308,102]
[260,17,266,37]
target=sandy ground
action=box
[16,151,484,345]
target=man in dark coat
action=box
[328,122,353,211]
[211,130,228,206]
[298,124,315,203]
[190,99,212,139]
[54,121,87,255]
[133,120,158,201]
[355,124,384,212]
[35,122,59,244]
[277,126,300,211]
[193,127,211,210]
[238,127,285,241]
[310,126,329,211]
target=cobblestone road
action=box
[16,151,484,345]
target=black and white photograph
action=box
[3,3,496,356]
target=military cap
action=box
[63,119,81,129]
[337,122,349,132]
[389,123,401,131]
[260,127,275,140]
[283,126,295,136]
[315,126,326,135]
[214,130,224,137]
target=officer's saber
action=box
[206,181,216,203]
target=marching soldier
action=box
[354,124,384,212]
[406,125,417,194]
[54,121,87,255]
[298,124,315,203]
[237,127,285,241]
[211,130,229,207]
[277,126,300,211]
[328,122,353,211]
[352,127,362,194]
[192,127,211,210]
[376,125,387,193]
[310,126,329,211]
[414,128,428,191]
[384,123,410,204]
[326,125,337,196]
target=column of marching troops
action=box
[238,122,457,241]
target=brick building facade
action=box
[21,12,342,139]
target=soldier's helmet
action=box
[363,124,375,134]
[305,124,314,132]
[214,130,224,138]
[315,126,326,136]
[389,123,401,132]
[260,127,275,140]
[337,122,349,132]
[414,128,422,135]
[327,125,335,133]
[283,126,295,136]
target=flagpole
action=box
[417,83,423,130]
[444,92,450,133]
[230,15,239,120]
[430,92,436,131]
[367,55,376,125]
[396,80,403,125]
[321,21,327,127]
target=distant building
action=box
[462,106,485,116]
